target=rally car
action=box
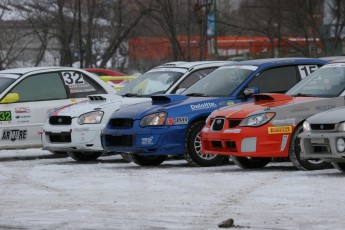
[0,67,116,151]
[41,61,231,161]
[201,62,345,170]
[299,104,345,172]
[101,58,327,166]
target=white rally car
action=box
[41,61,232,161]
[0,67,116,151]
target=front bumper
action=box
[101,125,187,155]
[42,123,104,152]
[300,131,345,162]
[201,125,292,158]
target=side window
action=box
[248,66,298,93]
[62,71,107,98]
[172,67,217,93]
[10,73,67,102]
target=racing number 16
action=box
[62,72,84,85]
[298,65,318,79]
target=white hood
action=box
[51,94,151,117]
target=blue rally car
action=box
[101,58,328,166]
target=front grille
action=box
[49,116,72,125]
[104,135,132,147]
[46,132,71,143]
[203,140,238,152]
[310,124,335,131]
[229,119,242,128]
[212,118,225,131]
[108,118,133,128]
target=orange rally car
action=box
[201,63,345,170]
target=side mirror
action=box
[175,88,186,94]
[1,93,19,103]
[243,87,259,97]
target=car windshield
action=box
[287,64,345,97]
[117,69,185,97]
[0,76,16,94]
[181,65,256,97]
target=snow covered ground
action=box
[0,149,344,230]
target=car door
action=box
[0,70,106,149]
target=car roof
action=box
[155,61,233,69]
[0,66,81,76]
[225,57,328,68]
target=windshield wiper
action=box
[185,93,209,97]
[122,93,141,97]
[292,93,314,97]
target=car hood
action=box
[211,93,341,119]
[50,94,151,117]
[111,94,227,119]
[306,106,345,124]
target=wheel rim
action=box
[194,131,217,160]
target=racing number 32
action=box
[0,111,11,121]
[298,65,319,79]
[62,72,84,85]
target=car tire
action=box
[231,156,271,169]
[67,151,102,161]
[120,153,132,162]
[185,120,226,167]
[129,154,167,166]
[289,125,331,170]
[331,162,345,172]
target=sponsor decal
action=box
[0,111,11,121]
[268,126,293,134]
[219,100,234,106]
[166,118,175,126]
[190,102,217,110]
[224,129,241,133]
[291,106,310,113]
[316,103,336,112]
[141,136,154,145]
[280,135,289,151]
[174,117,188,124]
[1,129,27,141]
[272,118,296,126]
[14,107,30,114]
[15,115,31,120]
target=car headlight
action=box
[303,121,311,132]
[78,111,104,125]
[239,112,275,127]
[338,122,345,131]
[140,112,167,127]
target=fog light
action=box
[336,138,345,152]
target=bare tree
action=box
[0,1,37,68]
[322,0,345,55]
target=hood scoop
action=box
[151,94,188,103]
[253,93,293,102]
[88,95,107,101]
